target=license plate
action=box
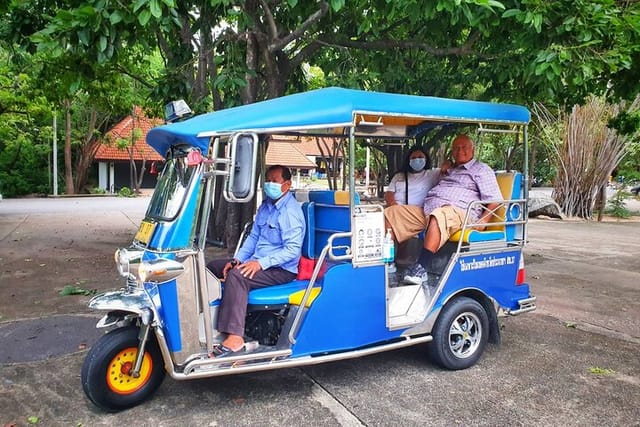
[134,220,156,244]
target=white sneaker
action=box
[403,264,428,285]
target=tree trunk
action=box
[72,108,100,193]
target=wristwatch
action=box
[230,259,239,267]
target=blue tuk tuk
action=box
[81,87,536,411]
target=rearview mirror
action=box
[225,133,258,202]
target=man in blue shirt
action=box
[207,165,305,356]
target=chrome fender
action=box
[89,289,157,329]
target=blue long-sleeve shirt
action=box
[235,191,305,274]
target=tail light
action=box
[516,255,526,285]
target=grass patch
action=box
[59,282,97,296]
[588,366,616,375]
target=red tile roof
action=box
[266,141,317,168]
[96,110,340,165]
[95,107,164,161]
[270,135,344,157]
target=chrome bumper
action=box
[505,296,537,315]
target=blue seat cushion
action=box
[248,280,310,305]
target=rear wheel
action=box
[81,326,165,412]
[428,297,489,370]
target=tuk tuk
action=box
[81,87,536,411]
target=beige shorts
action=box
[384,205,466,250]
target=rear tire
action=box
[81,326,165,412]
[428,297,489,370]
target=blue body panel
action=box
[436,250,529,312]
[291,263,404,357]
[146,87,530,156]
[145,281,182,352]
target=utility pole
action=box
[53,113,58,196]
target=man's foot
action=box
[211,334,246,358]
[221,334,245,352]
[211,343,246,358]
[402,263,428,285]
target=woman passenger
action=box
[384,146,442,207]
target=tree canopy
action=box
[1,0,639,221]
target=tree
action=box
[4,0,640,229]
[533,95,639,218]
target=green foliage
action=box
[608,110,640,136]
[88,186,106,194]
[59,283,97,296]
[118,186,134,197]
[616,139,640,182]
[2,0,640,198]
[606,189,631,218]
[588,366,616,375]
[0,49,54,196]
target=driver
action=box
[207,165,305,357]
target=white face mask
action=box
[409,158,426,171]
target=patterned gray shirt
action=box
[423,158,502,221]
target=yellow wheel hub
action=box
[106,347,152,395]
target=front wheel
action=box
[428,297,489,370]
[81,326,165,412]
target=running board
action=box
[171,335,432,380]
[506,296,537,315]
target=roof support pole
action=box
[349,126,356,213]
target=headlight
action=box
[138,259,185,284]
[115,247,144,277]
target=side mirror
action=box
[225,133,258,202]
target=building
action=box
[95,110,344,192]
[94,107,164,193]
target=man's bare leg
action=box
[416,215,439,272]
[423,215,441,253]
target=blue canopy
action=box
[147,87,530,156]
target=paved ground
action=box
[0,195,639,426]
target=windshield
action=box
[146,149,198,220]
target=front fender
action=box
[89,289,158,327]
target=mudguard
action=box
[89,290,158,328]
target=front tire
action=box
[428,297,489,370]
[81,326,165,412]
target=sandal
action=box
[210,343,245,358]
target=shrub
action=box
[89,187,106,195]
[118,186,135,197]
[606,189,631,218]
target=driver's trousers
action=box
[208,258,296,337]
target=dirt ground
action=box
[0,208,141,322]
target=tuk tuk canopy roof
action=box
[147,87,530,156]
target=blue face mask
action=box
[264,182,284,200]
[409,158,426,171]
